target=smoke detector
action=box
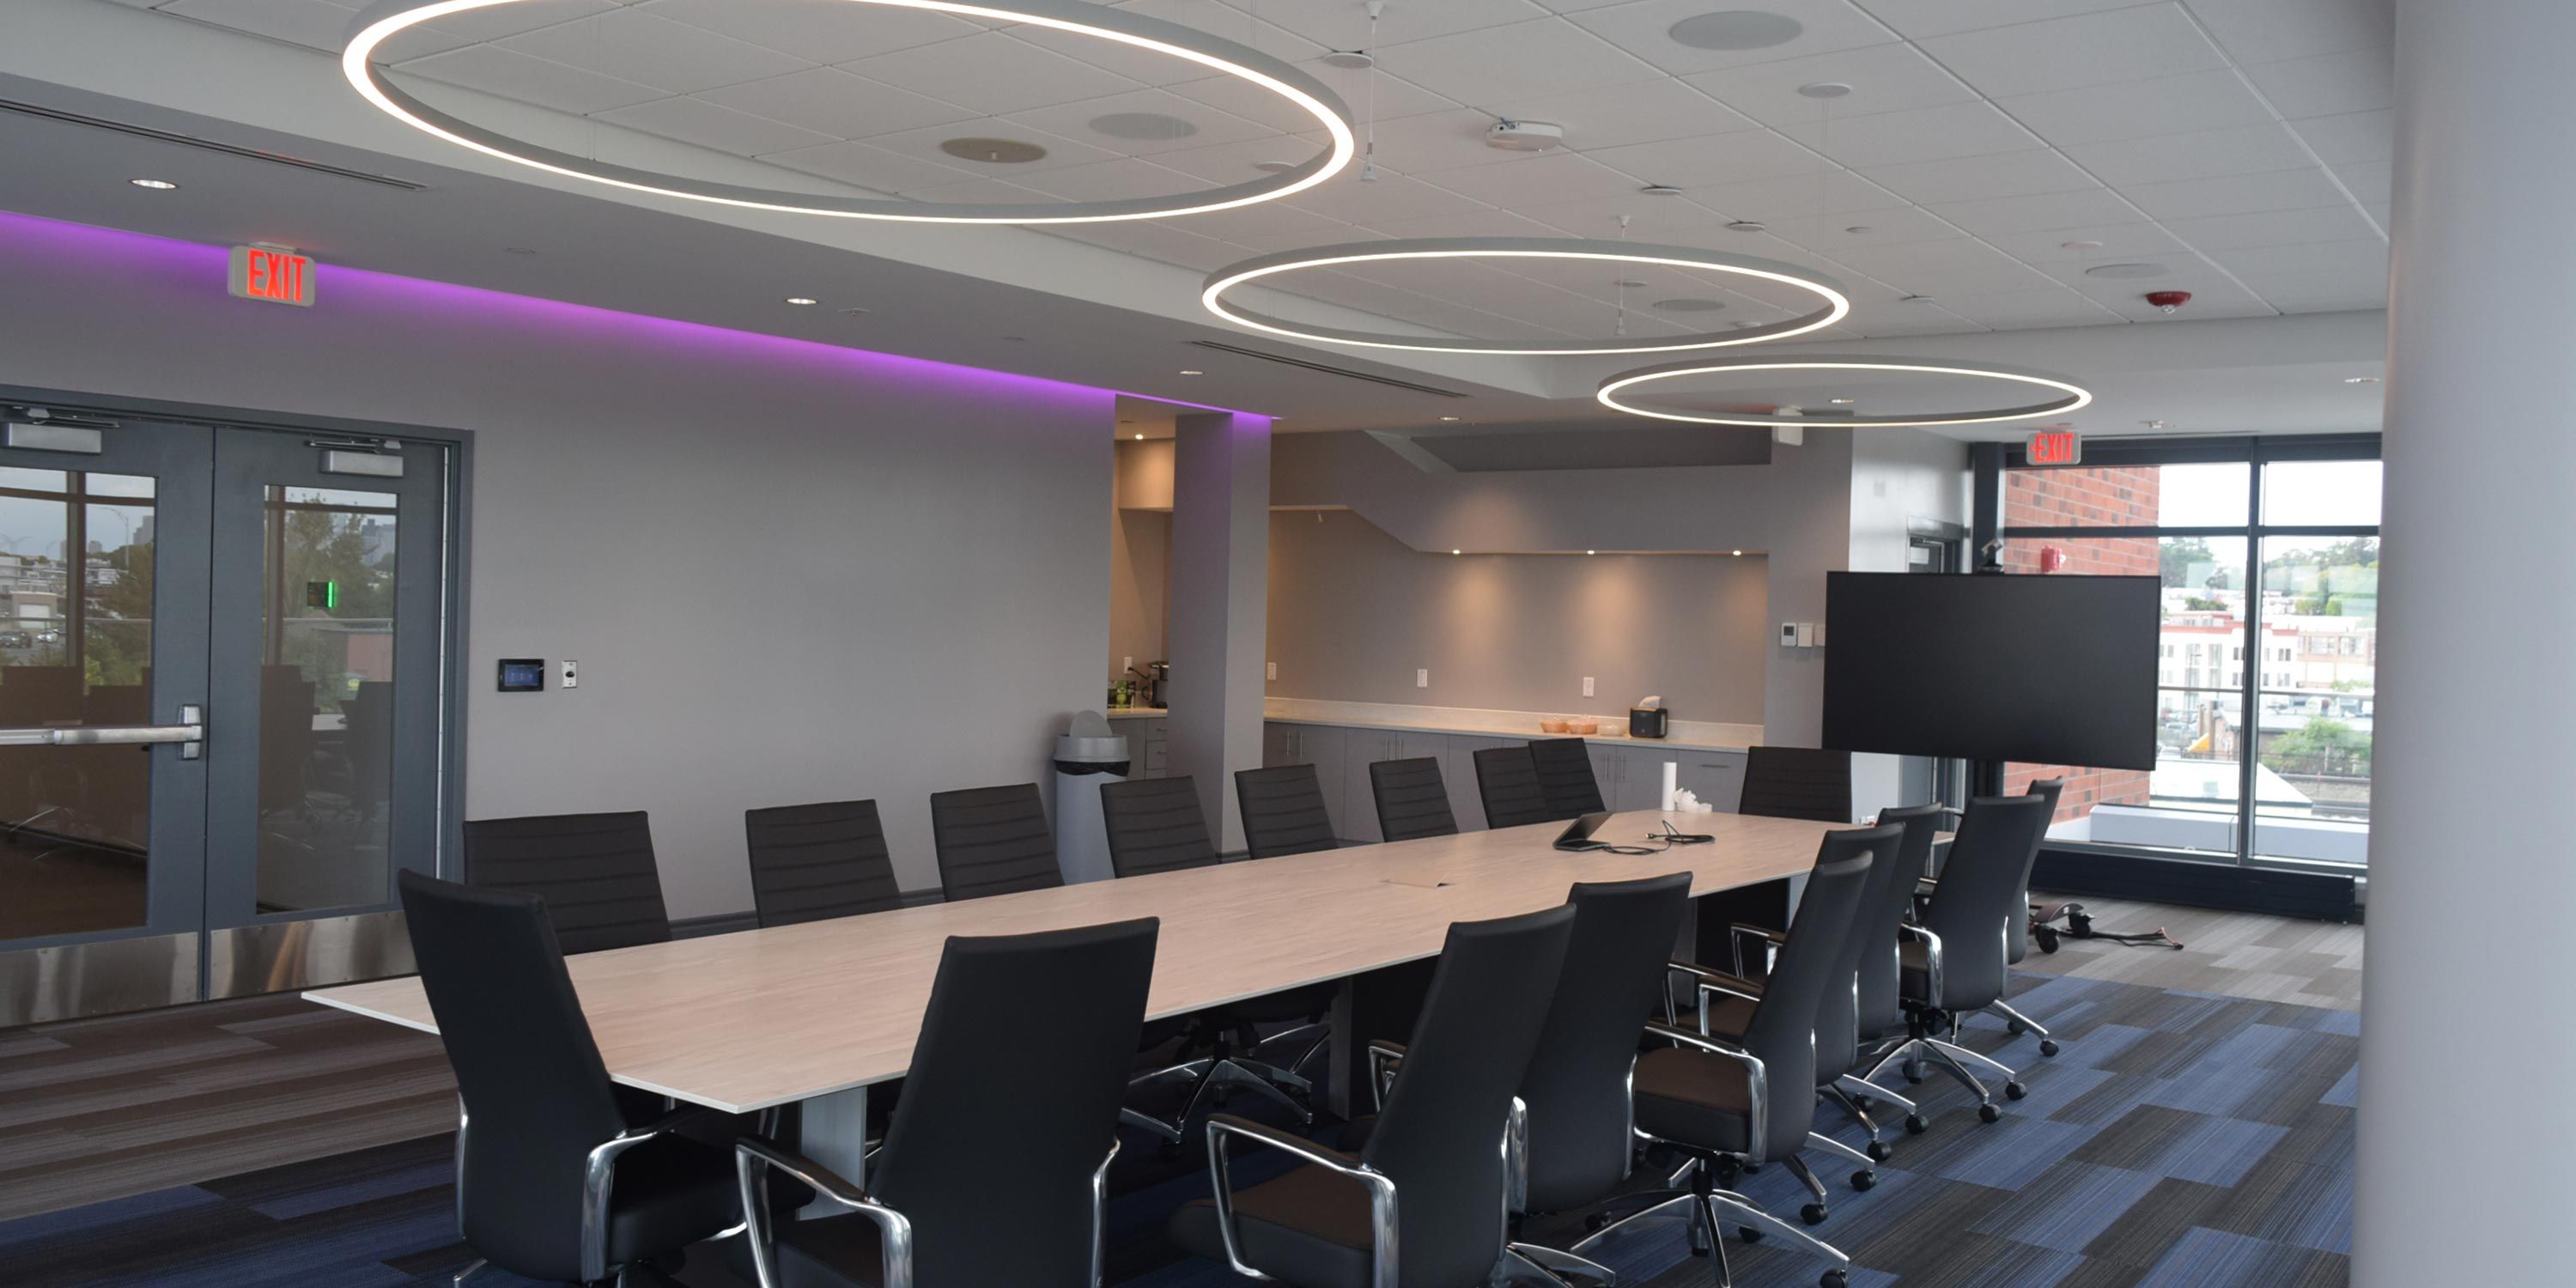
[1320,49,1375,69]
[1486,119,1566,152]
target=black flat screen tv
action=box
[1822,572,2160,770]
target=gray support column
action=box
[1164,412,1272,853]
[2359,3,2576,1283]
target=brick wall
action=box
[2001,467,2159,825]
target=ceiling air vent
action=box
[1185,341,1468,398]
[0,98,426,190]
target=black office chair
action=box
[397,870,745,1288]
[744,800,904,928]
[1473,745,1558,829]
[1583,839,1882,1288]
[1737,746,1853,823]
[733,918,1161,1288]
[1866,793,2055,1124]
[1097,776,1321,1144]
[1170,904,1577,1288]
[1370,756,1459,842]
[1528,738,1607,817]
[1235,764,1340,859]
[2002,777,2069,1053]
[464,811,671,954]
[928,784,1061,901]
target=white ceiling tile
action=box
[1223,224,1390,254]
[1370,18,1665,103]
[394,45,667,115]
[1848,0,2152,40]
[1486,79,1760,150]
[1777,101,2041,168]
[2161,204,2380,252]
[412,0,614,46]
[1933,287,2128,329]
[1108,0,1328,63]
[638,0,978,64]
[1259,0,1551,50]
[1838,307,1988,337]
[1358,209,1568,239]
[1997,69,2275,147]
[698,68,978,139]
[1922,4,2225,98]
[1004,88,1278,158]
[2331,160,2390,206]
[1352,110,1535,174]
[372,22,477,62]
[2029,249,2223,287]
[1930,187,2145,235]
[1285,173,1492,225]
[2361,200,2390,227]
[501,9,811,94]
[1861,149,2099,204]
[1168,199,1349,242]
[2207,239,2386,280]
[1984,222,2186,263]
[2079,274,2275,321]
[1515,192,1732,237]
[860,118,1126,174]
[762,139,980,195]
[845,31,1144,115]
[1046,220,1248,272]
[159,0,353,52]
[2238,270,2386,313]
[2184,0,2391,66]
[1015,3,1322,88]
[903,174,1052,205]
[1690,170,1911,220]
[1174,59,1456,133]
[2064,122,2318,186]
[2287,110,2391,166]
[1005,156,1206,201]
[2242,46,2392,119]
[1419,152,1645,207]
[1824,238,2057,294]
[1563,0,1899,76]
[1759,205,1965,250]
[1155,134,1333,184]
[1587,131,1831,189]
[592,95,839,157]
[2121,167,2353,219]
[1680,41,1975,128]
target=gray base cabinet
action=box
[1263,722,1743,841]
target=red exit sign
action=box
[2026,428,2082,465]
[228,245,314,307]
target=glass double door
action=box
[0,410,453,1024]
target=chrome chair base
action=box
[450,1259,484,1286]
[1498,1242,1619,1286]
[1986,1000,2062,1055]
[1569,1170,1852,1288]
[1861,1034,2024,1121]
[1124,1055,1314,1145]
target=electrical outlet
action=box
[1122,656,1133,674]
[1583,676,1595,698]
[1415,668,1430,689]
[561,659,580,690]
[1266,661,1278,681]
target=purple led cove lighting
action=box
[0,209,1269,421]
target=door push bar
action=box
[0,704,204,758]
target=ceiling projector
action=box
[1486,119,1565,152]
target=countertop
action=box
[1261,702,1755,756]
[1103,708,1168,720]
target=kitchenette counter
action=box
[1261,698,1758,755]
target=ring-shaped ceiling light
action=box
[1596,355,2093,428]
[1200,238,1851,355]
[341,0,1354,224]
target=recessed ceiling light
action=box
[1451,550,1463,556]
[2085,262,2169,280]
[1586,550,1597,556]
[1439,416,1461,422]
[1134,433,1145,440]
[501,246,538,255]
[941,137,1049,164]
[1797,82,1853,99]
[1900,293,1936,303]
[2344,375,2381,384]
[1726,221,1767,233]
[129,178,178,190]
[1090,112,1199,141]
[1844,225,1873,234]
[1179,369,1203,375]
[1321,49,1376,69]
[1639,184,1686,197]
[1829,398,1854,404]
[785,296,819,306]
[1614,278,1649,289]
[1732,550,1743,556]
[2061,240,2105,252]
[1654,297,1728,313]
[1668,10,1805,52]
[839,307,870,316]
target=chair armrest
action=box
[1205,1115,1397,1288]
[1365,1040,1407,1113]
[1641,1021,1771,1162]
[1897,922,1945,1006]
[580,1105,732,1282]
[1724,922,1786,977]
[733,1138,915,1288]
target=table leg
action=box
[797,1084,870,1218]
[1327,957,1438,1121]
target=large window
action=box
[1989,439,2379,868]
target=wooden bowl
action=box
[1540,719,1570,733]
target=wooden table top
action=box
[306,809,1842,1113]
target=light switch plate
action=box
[1583,676,1595,697]
[1415,668,1430,689]
[1795,623,1815,647]
[1267,661,1278,680]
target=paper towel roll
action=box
[1661,761,1679,811]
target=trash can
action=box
[1053,710,1130,884]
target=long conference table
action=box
[307,807,1841,1185]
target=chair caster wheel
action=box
[1801,1202,1829,1226]
[1978,1103,2003,1124]
[2006,1019,2026,1036]
[1585,1212,1611,1233]
[1904,1114,1928,1135]
[1850,1170,1876,1192]
[1867,1139,1893,1163]
[2039,1039,2061,1057]
[1903,1068,1923,1084]
[1740,1227,1763,1243]
[1821,1271,1848,1288]
[2005,1081,2028,1101]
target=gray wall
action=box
[1109,440,1171,683]
[1266,510,1770,722]
[0,215,1115,916]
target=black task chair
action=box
[1473,745,1558,829]
[1583,839,1883,1288]
[2002,777,2069,1052]
[1170,904,1577,1288]
[1097,776,1323,1144]
[928,784,1061,901]
[1737,746,1853,823]
[744,800,904,928]
[398,871,746,1288]
[1528,738,1607,817]
[1867,793,2055,1124]
[1370,756,1459,842]
[733,918,1161,1288]
[464,811,671,954]
[1235,765,1340,859]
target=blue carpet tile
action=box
[0,974,2353,1287]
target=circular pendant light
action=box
[1596,356,2092,428]
[341,0,1354,224]
[1200,237,1850,355]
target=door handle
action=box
[0,703,204,758]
